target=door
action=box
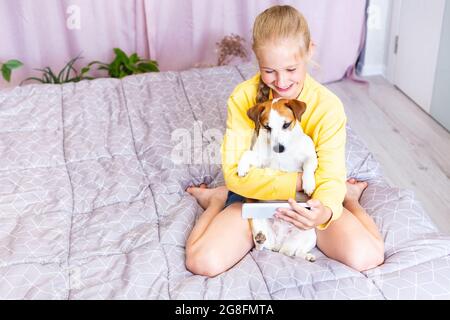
[393,0,445,113]
[430,1,450,131]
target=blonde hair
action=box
[252,5,311,103]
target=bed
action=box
[1,63,449,299]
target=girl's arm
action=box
[310,102,347,229]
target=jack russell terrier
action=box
[238,98,318,261]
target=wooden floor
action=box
[327,76,450,235]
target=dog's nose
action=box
[273,144,285,153]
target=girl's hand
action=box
[274,198,332,230]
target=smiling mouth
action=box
[275,84,293,92]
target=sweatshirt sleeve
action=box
[221,92,298,200]
[312,101,347,230]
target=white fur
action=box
[252,218,316,261]
[238,103,318,261]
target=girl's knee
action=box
[185,246,226,277]
[184,202,251,277]
[345,245,384,272]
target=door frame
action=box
[385,0,402,84]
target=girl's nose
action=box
[275,74,287,88]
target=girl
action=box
[185,5,384,277]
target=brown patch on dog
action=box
[247,99,307,133]
[254,231,266,244]
[285,99,307,122]
[247,101,271,135]
[272,99,307,128]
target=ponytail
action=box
[256,76,270,103]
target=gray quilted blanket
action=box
[1,63,449,299]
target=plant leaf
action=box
[66,63,79,82]
[80,66,90,74]
[42,72,51,83]
[113,48,129,64]
[147,59,159,68]
[143,60,159,71]
[129,53,139,64]
[66,76,82,83]
[20,77,45,85]
[137,62,159,72]
[87,60,104,66]
[45,67,59,83]
[88,60,108,75]
[58,61,71,81]
[108,60,118,77]
[5,59,23,70]
[109,48,132,78]
[57,65,67,82]
[124,60,139,73]
[119,70,128,78]
[63,56,81,82]
[1,65,12,82]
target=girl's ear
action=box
[307,40,315,61]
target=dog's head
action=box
[247,98,307,154]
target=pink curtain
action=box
[0,0,366,88]
[0,0,149,88]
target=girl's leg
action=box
[185,186,254,277]
[316,179,384,271]
[185,184,228,247]
[344,179,383,245]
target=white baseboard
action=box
[359,64,387,77]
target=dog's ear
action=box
[285,100,307,121]
[247,103,266,135]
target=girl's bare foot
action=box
[344,178,368,208]
[186,185,228,210]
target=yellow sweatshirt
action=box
[221,73,347,230]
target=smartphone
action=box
[242,202,311,219]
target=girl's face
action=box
[257,41,310,99]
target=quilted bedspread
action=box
[1,63,449,299]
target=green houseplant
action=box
[22,48,159,85]
[21,55,93,84]
[90,48,159,78]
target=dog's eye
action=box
[263,125,271,131]
[282,122,292,129]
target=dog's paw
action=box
[305,253,316,262]
[254,231,267,245]
[302,175,316,196]
[237,160,250,177]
